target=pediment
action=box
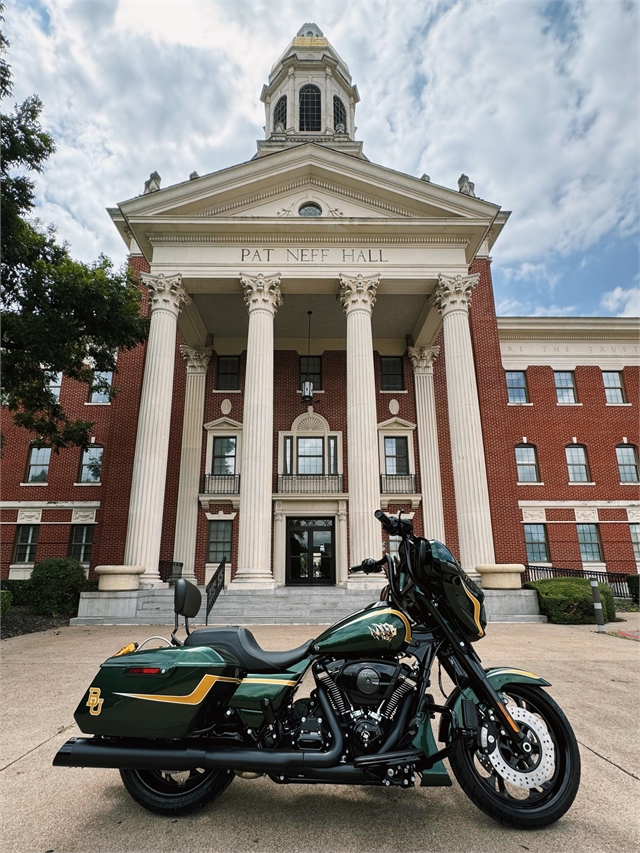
[116,144,502,223]
[204,417,243,431]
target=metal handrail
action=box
[523,565,631,598]
[278,474,343,493]
[202,474,240,494]
[380,474,417,494]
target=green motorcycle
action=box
[54,510,580,828]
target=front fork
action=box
[423,599,532,759]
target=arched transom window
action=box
[333,95,346,131]
[299,84,321,131]
[273,95,287,130]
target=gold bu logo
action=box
[86,687,104,716]
[369,623,397,642]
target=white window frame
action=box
[377,418,416,478]
[278,412,343,478]
[204,418,243,480]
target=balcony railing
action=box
[380,474,417,494]
[278,475,343,494]
[202,474,241,494]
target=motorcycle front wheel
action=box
[449,684,580,829]
[120,767,234,816]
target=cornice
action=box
[497,316,640,342]
[146,234,469,246]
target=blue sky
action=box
[5,0,639,317]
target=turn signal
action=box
[127,667,161,675]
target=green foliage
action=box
[524,577,616,624]
[28,558,86,618]
[1,588,12,618]
[0,579,31,606]
[0,19,149,450]
[627,574,639,605]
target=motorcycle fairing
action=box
[438,667,552,743]
[75,645,244,739]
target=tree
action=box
[0,13,149,451]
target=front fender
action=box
[438,667,551,744]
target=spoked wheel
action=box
[119,767,234,816]
[449,685,580,828]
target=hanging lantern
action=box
[301,310,314,404]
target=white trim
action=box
[606,402,632,407]
[619,482,640,486]
[84,401,111,406]
[204,418,243,479]
[19,482,48,487]
[517,482,545,486]
[581,562,607,571]
[556,402,582,407]
[1,500,101,510]
[73,482,101,487]
[379,390,408,394]
[508,402,533,407]
[568,481,595,486]
[205,510,237,521]
[519,500,640,509]
[296,389,325,395]
[212,389,242,394]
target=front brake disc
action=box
[486,707,555,789]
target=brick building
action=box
[2,24,639,595]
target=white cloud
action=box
[600,287,640,318]
[496,297,578,317]
[5,0,638,313]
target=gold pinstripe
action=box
[113,673,240,705]
[461,582,485,638]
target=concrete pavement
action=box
[1,615,639,853]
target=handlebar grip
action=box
[375,509,393,529]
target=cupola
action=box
[256,24,364,159]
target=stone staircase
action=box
[73,585,544,626]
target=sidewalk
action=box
[1,615,638,853]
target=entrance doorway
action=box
[286,517,335,585]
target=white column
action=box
[124,273,189,585]
[233,273,282,588]
[435,274,495,571]
[337,500,349,585]
[339,273,381,567]
[408,345,446,543]
[273,501,286,586]
[173,345,212,581]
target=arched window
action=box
[298,202,322,217]
[299,84,321,131]
[333,96,346,132]
[273,95,287,130]
[515,444,540,483]
[616,444,639,482]
[565,444,590,482]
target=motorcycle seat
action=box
[183,626,315,673]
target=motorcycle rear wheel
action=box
[449,684,580,829]
[120,767,234,816]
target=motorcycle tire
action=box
[119,767,234,816]
[448,684,580,829]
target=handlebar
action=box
[374,509,413,537]
[349,555,388,575]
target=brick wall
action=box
[469,257,639,574]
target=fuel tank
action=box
[313,603,411,656]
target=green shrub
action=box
[83,579,99,592]
[524,577,616,624]
[1,589,12,618]
[627,574,639,605]
[28,558,86,618]
[0,579,31,607]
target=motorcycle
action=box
[54,510,580,828]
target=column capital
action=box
[339,273,380,316]
[241,273,283,316]
[141,272,190,317]
[434,273,479,317]
[408,345,440,375]
[179,345,212,375]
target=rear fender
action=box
[438,667,551,744]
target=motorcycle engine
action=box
[320,660,418,756]
[287,698,330,751]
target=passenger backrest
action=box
[174,578,202,618]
